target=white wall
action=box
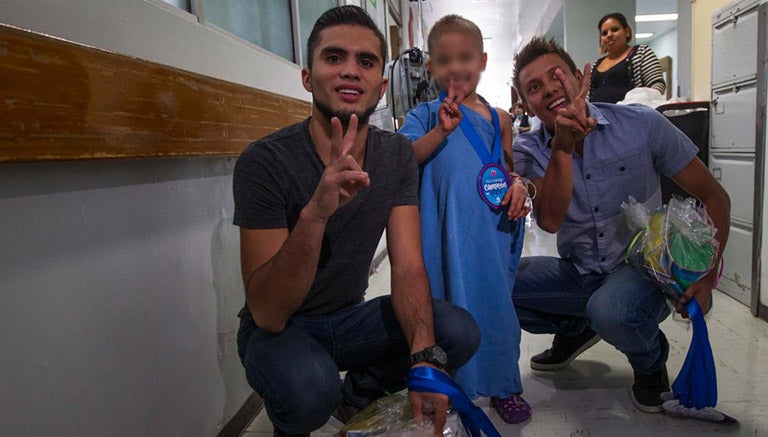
[563,0,636,70]
[0,0,310,434]
[649,27,678,99]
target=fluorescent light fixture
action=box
[636,33,654,39]
[636,13,678,22]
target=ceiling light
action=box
[636,13,678,22]
[636,33,654,39]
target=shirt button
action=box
[599,232,604,238]
[600,257,606,262]
[594,207,599,213]
[619,166,626,172]
[585,174,591,180]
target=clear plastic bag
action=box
[339,391,466,437]
[622,196,719,307]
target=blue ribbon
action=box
[408,366,501,437]
[671,298,718,409]
[438,92,503,167]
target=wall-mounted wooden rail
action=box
[0,24,311,162]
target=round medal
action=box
[477,163,509,208]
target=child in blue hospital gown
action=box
[398,14,534,424]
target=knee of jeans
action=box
[263,366,341,433]
[434,301,481,370]
[585,296,625,336]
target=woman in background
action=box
[590,12,665,103]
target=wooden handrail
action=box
[0,23,311,162]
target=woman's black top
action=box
[590,55,633,103]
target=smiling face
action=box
[517,53,582,133]
[600,17,631,55]
[427,30,487,97]
[301,24,387,126]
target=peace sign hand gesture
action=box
[437,79,467,134]
[308,114,370,221]
[551,63,597,153]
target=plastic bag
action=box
[339,390,466,437]
[622,196,719,304]
[617,87,667,108]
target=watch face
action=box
[431,346,448,366]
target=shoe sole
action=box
[530,335,601,371]
[631,391,664,413]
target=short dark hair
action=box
[598,12,633,43]
[513,37,578,101]
[306,5,388,73]
[427,14,484,53]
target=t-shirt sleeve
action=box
[397,102,433,142]
[646,108,699,178]
[232,143,288,229]
[392,136,420,207]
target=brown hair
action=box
[427,14,484,53]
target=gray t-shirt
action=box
[233,118,419,317]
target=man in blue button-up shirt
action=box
[510,37,731,413]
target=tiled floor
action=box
[242,221,768,436]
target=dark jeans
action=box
[513,257,670,375]
[237,296,480,434]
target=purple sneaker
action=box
[491,394,532,424]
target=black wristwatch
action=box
[408,345,448,369]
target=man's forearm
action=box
[246,206,327,332]
[536,149,574,232]
[391,265,436,354]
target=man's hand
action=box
[551,63,597,152]
[500,180,530,220]
[437,79,467,134]
[409,366,451,435]
[307,114,370,220]
[676,267,717,317]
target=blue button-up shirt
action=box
[513,103,698,274]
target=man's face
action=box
[518,53,582,133]
[302,24,387,127]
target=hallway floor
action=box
[241,223,768,436]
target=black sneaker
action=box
[530,328,600,371]
[631,366,670,413]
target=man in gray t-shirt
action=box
[233,6,479,435]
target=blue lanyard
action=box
[408,367,501,437]
[438,92,503,166]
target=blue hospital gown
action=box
[399,98,524,398]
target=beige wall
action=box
[691,0,732,100]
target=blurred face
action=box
[301,25,387,126]
[600,18,631,54]
[427,30,487,96]
[518,53,582,133]
[513,106,524,116]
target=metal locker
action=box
[710,153,756,224]
[712,0,760,86]
[711,81,758,152]
[710,0,767,312]
[718,224,754,306]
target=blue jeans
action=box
[513,257,670,375]
[237,296,480,434]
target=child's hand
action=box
[437,79,467,134]
[500,180,530,221]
